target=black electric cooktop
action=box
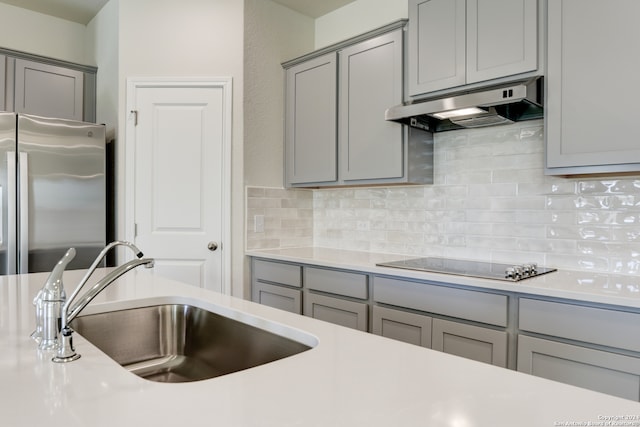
[376,257,557,282]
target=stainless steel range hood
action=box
[385,77,543,132]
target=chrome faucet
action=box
[32,248,76,350]
[50,241,154,363]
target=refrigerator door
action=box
[17,114,106,273]
[0,112,16,275]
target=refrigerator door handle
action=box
[18,152,28,274]
[7,151,17,275]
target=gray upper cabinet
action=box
[338,30,404,182]
[283,21,434,188]
[1,50,97,122]
[408,0,539,98]
[285,53,337,185]
[14,58,84,121]
[545,0,640,174]
[408,0,466,96]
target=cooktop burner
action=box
[376,257,557,282]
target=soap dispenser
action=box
[33,248,76,350]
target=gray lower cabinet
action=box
[372,276,508,367]
[432,318,507,367]
[518,297,640,401]
[251,259,302,314]
[303,266,369,331]
[372,304,506,367]
[304,292,368,332]
[252,282,301,314]
[373,276,508,327]
[250,257,640,401]
[372,305,432,348]
[517,335,640,402]
[306,266,368,299]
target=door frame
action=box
[124,77,232,294]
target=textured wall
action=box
[244,0,314,187]
[248,119,640,275]
[314,0,407,49]
[246,187,313,250]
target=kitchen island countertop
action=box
[247,247,640,309]
[1,268,639,426]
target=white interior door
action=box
[125,78,231,294]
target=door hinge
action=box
[130,110,138,126]
[134,223,138,237]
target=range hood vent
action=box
[385,77,543,132]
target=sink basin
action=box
[70,303,314,383]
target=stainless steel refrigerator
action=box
[0,112,106,274]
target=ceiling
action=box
[0,0,356,24]
[270,0,356,18]
[0,0,109,24]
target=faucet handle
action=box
[41,248,76,301]
[35,248,76,350]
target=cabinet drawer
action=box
[252,282,302,314]
[518,335,640,402]
[306,267,368,299]
[373,276,507,327]
[253,259,302,288]
[519,298,640,353]
[304,292,368,332]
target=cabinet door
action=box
[372,305,432,348]
[518,335,640,402]
[304,292,368,332]
[339,29,405,182]
[0,55,5,112]
[14,59,84,121]
[432,318,507,367]
[408,0,466,96]
[466,0,538,83]
[252,282,302,315]
[285,53,337,186]
[546,1,640,173]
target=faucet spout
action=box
[51,241,153,363]
[65,258,154,324]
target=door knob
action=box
[207,242,219,251]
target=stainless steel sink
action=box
[70,304,313,383]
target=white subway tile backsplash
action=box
[246,119,640,274]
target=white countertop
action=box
[246,247,640,309]
[2,268,639,426]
